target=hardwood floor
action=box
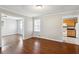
[23,37,79,54]
[1,35,79,54]
[0,47,1,54]
[2,34,26,54]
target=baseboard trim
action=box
[28,37,79,45]
[27,37,63,43]
[24,36,79,45]
[24,37,33,40]
[38,37,63,42]
[2,34,18,37]
[39,37,79,45]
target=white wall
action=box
[0,14,1,47]
[1,18,17,36]
[39,15,63,42]
[24,17,33,39]
[37,11,79,45]
[0,7,79,45]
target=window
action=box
[34,19,40,32]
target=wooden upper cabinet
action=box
[63,18,77,27]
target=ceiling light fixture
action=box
[35,5,43,9]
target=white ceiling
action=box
[0,5,79,17]
[1,13,23,20]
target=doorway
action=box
[17,19,24,39]
[1,13,24,53]
[33,18,40,37]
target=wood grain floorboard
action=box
[1,35,79,54]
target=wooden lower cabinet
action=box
[67,29,76,38]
